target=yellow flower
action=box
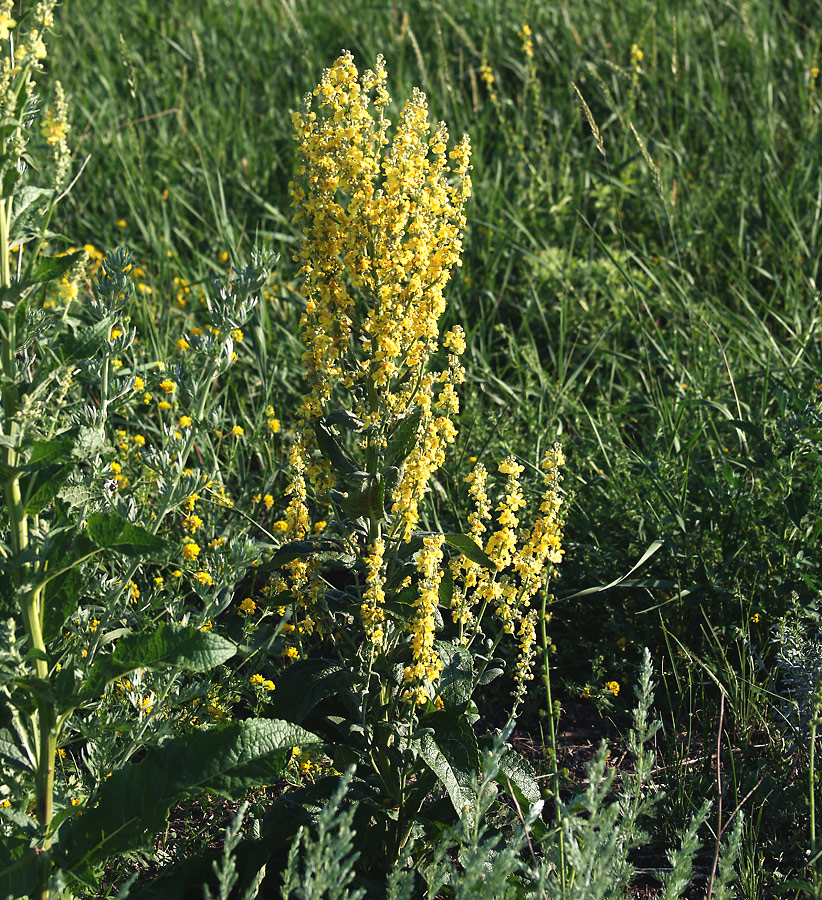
[606,680,620,697]
[133,375,145,391]
[194,571,213,586]
[238,597,257,615]
[182,540,201,561]
[133,434,146,447]
[116,219,127,228]
[231,425,244,437]
[179,415,192,427]
[250,673,265,686]
[158,401,172,411]
[177,338,190,351]
[0,12,16,40]
[263,493,274,510]
[159,379,176,394]
[284,646,300,660]
[183,514,203,532]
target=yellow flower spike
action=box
[290,52,471,532]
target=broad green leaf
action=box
[31,251,84,284]
[315,420,359,476]
[0,703,31,774]
[437,566,454,608]
[83,623,237,700]
[0,837,40,900]
[497,746,542,808]
[436,641,473,711]
[9,186,55,232]
[273,659,353,724]
[24,439,74,469]
[22,464,72,514]
[257,538,347,571]
[443,533,496,569]
[385,406,423,468]
[417,710,481,817]
[336,473,386,520]
[56,315,114,363]
[84,512,165,556]
[56,718,320,872]
[43,567,84,641]
[324,409,363,431]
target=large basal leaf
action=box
[56,718,321,873]
[84,512,165,556]
[83,623,237,700]
[417,710,481,817]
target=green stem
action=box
[541,591,566,900]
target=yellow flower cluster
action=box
[403,534,445,703]
[290,51,471,537]
[360,538,387,647]
[449,446,565,686]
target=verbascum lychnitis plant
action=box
[0,7,318,898]
[259,51,566,877]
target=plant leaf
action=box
[385,406,423,467]
[417,710,481,817]
[443,533,496,569]
[55,718,320,873]
[272,659,353,724]
[82,623,237,700]
[84,512,165,556]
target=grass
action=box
[17,0,822,894]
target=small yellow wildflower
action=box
[133,434,146,447]
[194,572,213,586]
[606,680,620,697]
[116,219,127,228]
[238,597,257,615]
[158,401,172,411]
[263,494,274,510]
[177,338,190,351]
[182,540,201,561]
[179,415,192,427]
[159,379,176,394]
[232,425,244,437]
[0,12,17,41]
[133,375,145,391]
[284,646,300,660]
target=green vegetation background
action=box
[38,0,822,890]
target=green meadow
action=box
[1,0,821,896]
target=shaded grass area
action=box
[41,0,822,894]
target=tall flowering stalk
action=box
[290,50,471,537]
[281,52,566,861]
